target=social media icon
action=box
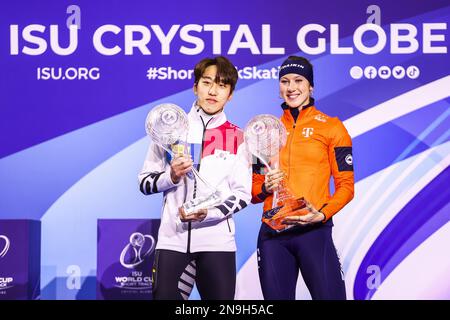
[350,66,363,79]
[364,66,377,79]
[392,66,405,79]
[406,66,420,79]
[378,66,391,79]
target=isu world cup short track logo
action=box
[119,232,155,269]
[0,235,10,258]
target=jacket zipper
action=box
[286,104,312,195]
[288,114,296,180]
[187,115,213,253]
[196,117,211,172]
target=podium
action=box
[0,220,41,300]
[96,219,160,300]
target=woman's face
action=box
[279,73,313,108]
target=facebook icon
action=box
[364,66,377,79]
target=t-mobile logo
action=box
[302,127,314,138]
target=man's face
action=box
[194,65,233,115]
[279,73,312,108]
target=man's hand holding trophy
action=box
[145,103,222,223]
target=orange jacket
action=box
[251,103,354,221]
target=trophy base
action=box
[182,192,222,216]
[262,197,307,232]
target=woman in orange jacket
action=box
[252,56,354,300]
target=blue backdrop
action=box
[0,0,449,299]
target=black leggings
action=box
[257,222,346,300]
[152,249,236,300]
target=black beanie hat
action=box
[278,58,314,87]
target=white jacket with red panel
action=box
[138,103,252,253]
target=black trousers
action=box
[257,221,346,300]
[152,249,236,300]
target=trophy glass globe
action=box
[145,103,189,147]
[244,114,287,168]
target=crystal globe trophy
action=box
[145,103,222,216]
[244,114,306,232]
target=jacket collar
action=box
[281,97,315,111]
[281,97,315,124]
[188,101,227,129]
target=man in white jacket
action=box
[139,56,252,300]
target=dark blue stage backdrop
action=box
[0,0,449,299]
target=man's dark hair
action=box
[194,56,238,94]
